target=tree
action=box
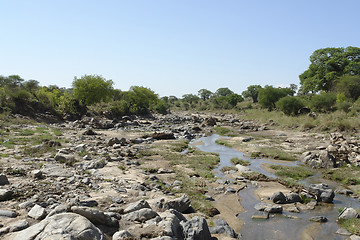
[310,92,337,112]
[126,86,159,114]
[226,93,243,107]
[72,74,114,105]
[182,94,199,104]
[336,75,360,101]
[214,87,234,97]
[22,80,40,93]
[299,46,360,93]
[258,85,292,110]
[276,96,304,116]
[242,85,262,103]
[198,89,213,101]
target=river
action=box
[192,134,360,240]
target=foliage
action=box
[336,75,360,101]
[258,85,294,110]
[299,46,360,93]
[310,92,336,112]
[276,96,305,116]
[269,165,314,180]
[198,89,213,101]
[214,87,234,97]
[226,93,244,107]
[242,85,262,103]
[72,74,114,105]
[231,157,250,166]
[126,86,159,115]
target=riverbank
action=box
[0,112,359,239]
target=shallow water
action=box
[193,134,360,240]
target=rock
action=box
[12,213,104,240]
[0,174,10,185]
[112,230,133,240]
[0,209,17,218]
[309,216,327,222]
[350,235,360,240]
[18,199,36,209]
[271,191,287,204]
[286,193,302,203]
[107,137,121,146]
[254,203,271,211]
[124,199,151,214]
[46,204,69,218]
[9,219,29,232]
[123,208,158,222]
[209,219,237,238]
[158,210,184,239]
[183,216,212,240]
[336,228,351,236]
[54,153,75,164]
[151,132,175,140]
[335,188,354,195]
[79,200,99,207]
[308,183,335,203]
[0,226,10,235]
[28,204,47,220]
[338,207,359,220]
[83,128,97,135]
[264,205,283,214]
[163,195,191,213]
[318,150,336,168]
[71,206,118,227]
[0,189,13,201]
[31,170,43,179]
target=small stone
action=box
[251,212,269,219]
[9,220,29,232]
[0,174,10,185]
[0,189,13,201]
[28,204,47,220]
[309,216,327,222]
[0,209,17,218]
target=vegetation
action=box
[323,167,360,192]
[252,147,297,161]
[338,218,360,235]
[231,157,250,166]
[269,165,314,180]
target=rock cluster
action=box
[303,133,360,168]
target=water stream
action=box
[192,134,360,240]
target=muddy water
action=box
[192,134,360,240]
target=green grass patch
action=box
[214,127,231,135]
[269,165,314,180]
[52,128,63,136]
[323,167,360,190]
[220,166,238,173]
[215,139,234,148]
[338,218,360,235]
[231,157,250,166]
[255,147,296,161]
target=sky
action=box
[1,0,360,97]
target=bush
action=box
[276,96,304,116]
[310,92,336,112]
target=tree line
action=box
[1,46,359,119]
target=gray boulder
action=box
[158,210,184,239]
[0,189,13,201]
[123,208,158,222]
[71,206,118,227]
[112,230,133,240]
[9,219,29,232]
[12,212,104,240]
[0,209,17,218]
[0,174,9,185]
[308,183,335,203]
[163,195,191,213]
[209,219,237,238]
[28,204,47,220]
[124,199,151,214]
[271,191,286,204]
[286,193,302,203]
[264,205,283,214]
[309,216,328,222]
[338,207,359,220]
[183,216,211,240]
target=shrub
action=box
[276,96,304,116]
[310,92,336,112]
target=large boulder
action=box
[209,219,237,238]
[71,206,118,227]
[0,189,13,201]
[124,199,151,214]
[338,207,359,220]
[308,183,335,203]
[271,191,287,204]
[11,213,104,240]
[183,216,211,240]
[123,208,158,222]
[163,195,191,213]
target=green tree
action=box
[22,80,40,94]
[276,96,304,116]
[336,75,360,101]
[214,87,234,97]
[126,86,159,114]
[310,92,337,112]
[299,47,360,93]
[182,94,200,104]
[242,85,262,103]
[258,86,293,110]
[72,74,114,105]
[226,93,243,107]
[198,89,213,101]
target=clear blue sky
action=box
[1,0,359,97]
